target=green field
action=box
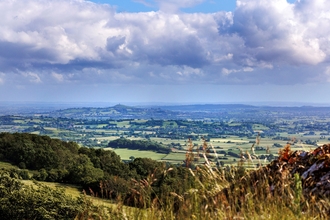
[162,152,186,162]
[112,149,168,160]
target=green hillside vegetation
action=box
[0,132,329,219]
[0,133,196,209]
[0,132,106,185]
[0,172,85,219]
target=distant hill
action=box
[42,103,330,120]
[45,104,177,119]
[155,104,257,112]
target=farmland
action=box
[1,104,330,168]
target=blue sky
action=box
[0,0,330,105]
[89,0,296,13]
[89,0,237,13]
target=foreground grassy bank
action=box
[0,132,329,219]
[2,149,329,219]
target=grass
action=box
[0,161,119,211]
[112,149,168,160]
[1,139,328,219]
[94,136,120,141]
[100,148,329,219]
[21,180,120,211]
[22,180,83,197]
[162,152,185,161]
[210,138,248,144]
[116,121,131,127]
[252,124,270,130]
[0,161,18,169]
[149,137,187,144]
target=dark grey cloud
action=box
[106,36,126,52]
[137,35,209,67]
[0,41,58,71]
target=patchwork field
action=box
[1,106,329,168]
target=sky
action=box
[1,0,330,105]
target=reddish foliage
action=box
[278,144,292,162]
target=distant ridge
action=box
[156,104,256,112]
[2,102,330,118]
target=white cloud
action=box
[0,0,329,88]
[21,72,42,83]
[222,67,253,76]
[0,0,115,66]
[0,72,4,84]
[325,66,330,82]
[223,0,329,67]
[51,72,64,82]
[177,66,203,77]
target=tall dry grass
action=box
[76,143,330,220]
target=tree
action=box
[66,154,104,185]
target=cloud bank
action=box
[0,0,330,87]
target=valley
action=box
[1,104,330,168]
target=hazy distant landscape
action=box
[2,102,330,167]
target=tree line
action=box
[108,137,171,154]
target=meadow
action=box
[111,148,168,161]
